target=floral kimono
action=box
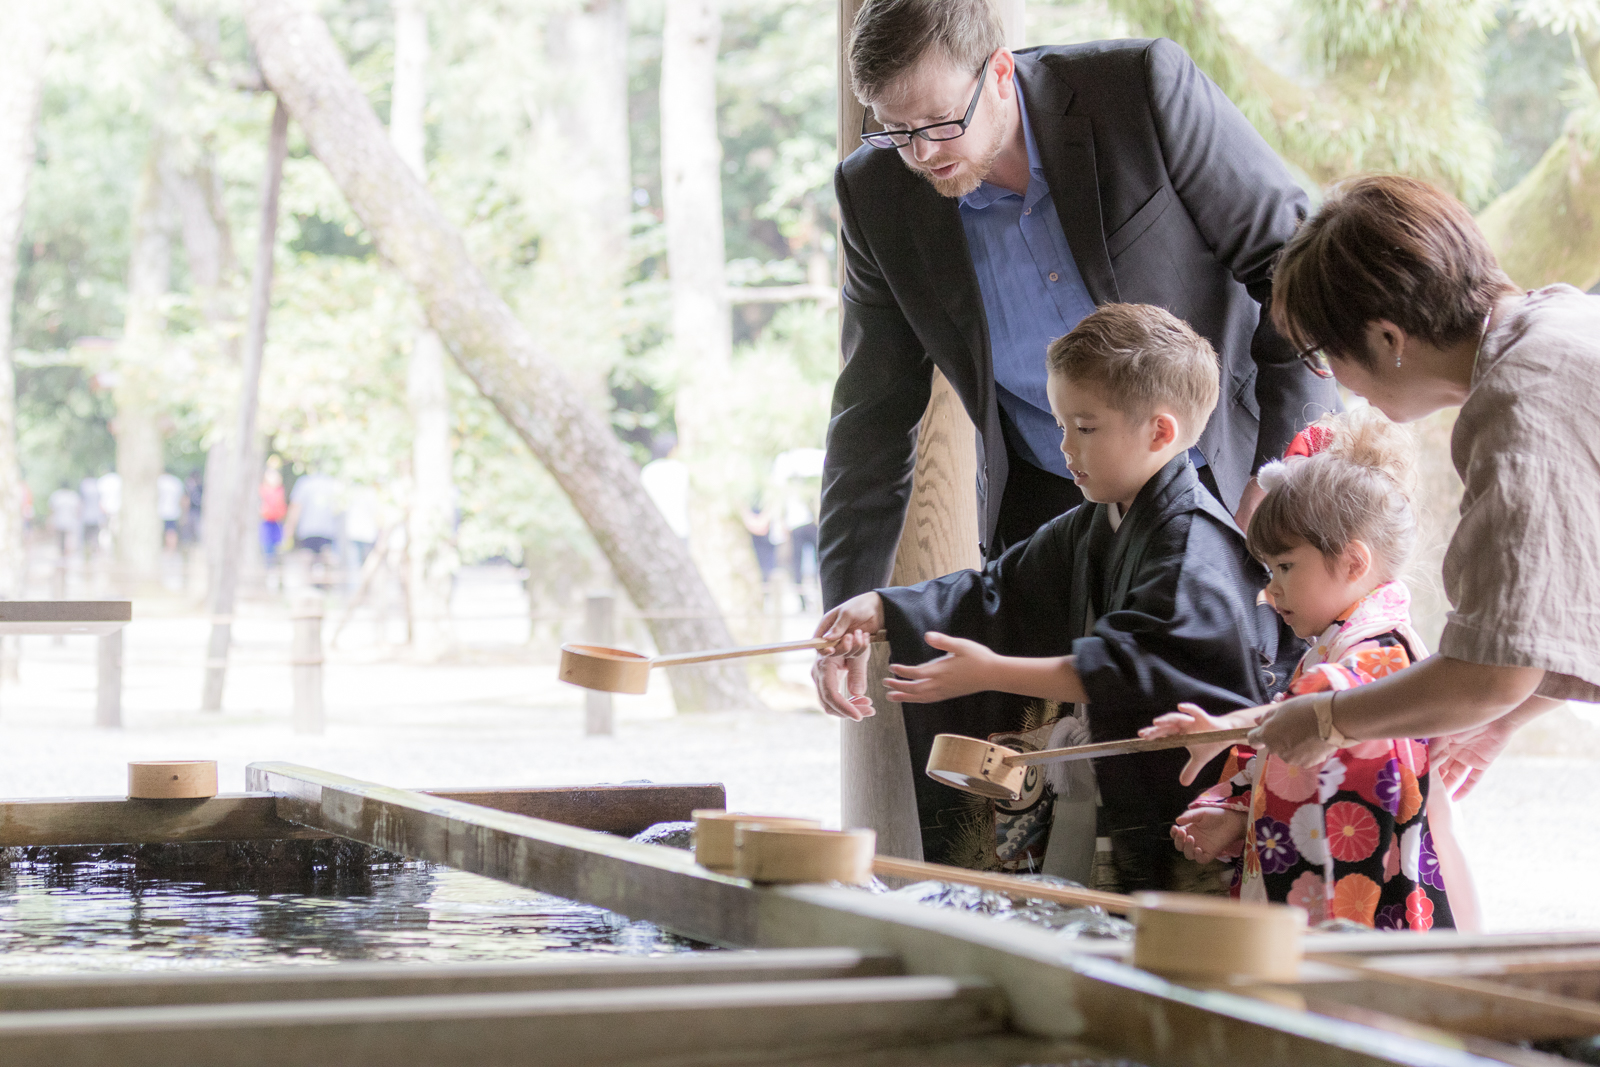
[1196,581,1453,930]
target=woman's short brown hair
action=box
[848,0,1003,106]
[1271,175,1514,369]
[1046,303,1220,448]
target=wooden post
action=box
[584,592,615,736]
[291,593,324,734]
[835,0,1010,860]
[203,96,288,712]
[95,630,121,728]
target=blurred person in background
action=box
[97,472,121,550]
[639,434,690,542]
[78,476,103,558]
[284,470,346,587]
[259,465,287,563]
[47,483,82,557]
[181,473,203,546]
[156,471,186,551]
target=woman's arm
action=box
[1247,654,1546,766]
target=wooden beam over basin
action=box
[242,761,1516,1066]
[0,783,724,847]
[0,976,1006,1067]
[0,949,899,1012]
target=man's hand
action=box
[1233,476,1266,531]
[1246,695,1338,767]
[811,593,886,721]
[1170,807,1246,864]
[882,632,998,704]
[1141,702,1259,786]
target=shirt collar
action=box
[959,77,1049,212]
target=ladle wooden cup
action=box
[925,727,1253,802]
[560,631,886,694]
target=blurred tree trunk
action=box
[392,0,458,662]
[242,0,754,711]
[202,98,287,712]
[542,0,631,308]
[0,0,49,600]
[660,0,759,659]
[115,144,174,592]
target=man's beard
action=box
[907,121,1005,198]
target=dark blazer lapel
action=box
[905,185,990,404]
[1016,54,1120,305]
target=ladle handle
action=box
[652,630,887,668]
[871,855,1134,913]
[1004,726,1254,766]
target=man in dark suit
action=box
[818,0,1338,640]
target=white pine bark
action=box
[392,0,458,662]
[0,0,49,598]
[115,146,174,590]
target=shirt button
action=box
[1024,207,1032,215]
[1048,272,1059,282]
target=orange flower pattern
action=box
[1192,582,1453,931]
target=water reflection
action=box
[0,856,706,973]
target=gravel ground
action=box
[1,564,1594,934]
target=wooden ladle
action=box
[925,727,1253,802]
[559,631,887,694]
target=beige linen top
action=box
[1441,284,1600,702]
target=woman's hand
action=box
[1142,703,1257,786]
[882,632,998,704]
[1246,695,1338,767]
[1430,695,1561,798]
[1170,807,1246,864]
[811,593,885,721]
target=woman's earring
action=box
[1395,356,1403,368]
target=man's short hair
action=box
[848,0,1004,106]
[1046,304,1220,448]
[1271,174,1513,370]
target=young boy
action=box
[815,304,1295,892]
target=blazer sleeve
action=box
[1141,39,1339,472]
[819,163,936,608]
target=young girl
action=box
[1144,409,1474,930]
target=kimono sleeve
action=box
[1073,512,1270,740]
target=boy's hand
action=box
[882,632,997,703]
[811,593,885,721]
[1140,703,1256,787]
[1170,806,1246,864]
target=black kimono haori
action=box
[878,455,1296,884]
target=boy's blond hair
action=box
[1046,304,1220,448]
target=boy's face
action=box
[1046,376,1178,509]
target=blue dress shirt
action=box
[959,83,1205,478]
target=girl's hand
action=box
[1170,806,1246,864]
[811,593,884,721]
[882,632,997,703]
[1141,703,1255,787]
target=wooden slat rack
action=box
[0,767,1593,1066]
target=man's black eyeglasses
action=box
[1296,344,1335,379]
[860,56,990,150]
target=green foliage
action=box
[12,357,116,498]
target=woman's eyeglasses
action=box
[1296,345,1335,379]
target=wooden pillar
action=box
[584,593,615,736]
[95,631,122,729]
[835,0,1021,858]
[291,593,324,734]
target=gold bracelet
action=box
[1313,691,1349,747]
